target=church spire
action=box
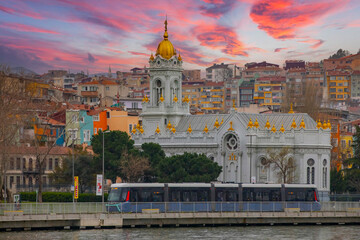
[108,65,112,78]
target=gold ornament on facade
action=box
[155,17,177,60]
[131,127,137,134]
[203,124,209,133]
[327,120,331,129]
[142,95,149,103]
[299,118,305,129]
[214,118,220,129]
[271,124,276,133]
[149,53,154,61]
[288,103,294,114]
[167,120,172,130]
[159,93,164,102]
[187,124,192,134]
[171,124,176,134]
[155,125,160,134]
[254,118,259,128]
[228,121,234,131]
[323,120,328,129]
[265,118,271,129]
[178,53,182,61]
[139,125,144,134]
[291,118,297,129]
[136,123,140,130]
[316,119,322,129]
[247,118,253,128]
[280,123,285,133]
[220,118,224,125]
[173,94,178,103]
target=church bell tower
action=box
[141,18,190,135]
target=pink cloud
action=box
[2,23,60,35]
[0,5,43,19]
[128,51,149,57]
[274,47,288,52]
[250,0,349,40]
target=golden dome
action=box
[155,18,176,60]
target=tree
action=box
[343,125,360,192]
[265,147,296,183]
[330,168,347,193]
[91,130,135,181]
[50,150,96,192]
[141,142,165,182]
[120,151,150,182]
[328,49,351,59]
[155,152,222,183]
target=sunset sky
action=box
[1,0,359,74]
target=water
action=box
[0,226,359,240]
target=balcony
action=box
[81,91,98,97]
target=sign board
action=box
[96,174,103,196]
[14,194,20,203]
[251,176,256,184]
[74,176,79,199]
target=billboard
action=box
[96,174,103,196]
[74,176,79,199]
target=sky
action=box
[0,0,359,74]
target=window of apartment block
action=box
[341,140,346,148]
[90,97,98,103]
[16,176,20,187]
[16,158,20,170]
[330,76,336,80]
[131,102,138,109]
[10,176,14,187]
[22,158,26,170]
[80,116,84,123]
[10,158,14,170]
[106,86,110,91]
[106,112,110,118]
[93,114,99,121]
[55,158,59,168]
[94,128,97,134]
[49,158,53,170]
[129,124,133,133]
[330,88,336,93]
[84,130,91,142]
[72,114,77,123]
[337,95,343,98]
[329,82,336,86]
[330,94,336,99]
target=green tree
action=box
[91,130,135,182]
[329,49,351,59]
[330,168,347,193]
[155,152,222,183]
[141,143,165,182]
[50,151,95,192]
[343,125,360,192]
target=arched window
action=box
[323,159,327,188]
[29,158,33,171]
[307,158,315,184]
[155,80,163,105]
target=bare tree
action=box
[120,151,150,182]
[265,147,297,184]
[282,79,322,120]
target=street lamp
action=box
[102,130,110,212]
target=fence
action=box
[1,201,360,215]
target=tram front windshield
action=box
[108,187,129,202]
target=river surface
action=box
[0,225,359,240]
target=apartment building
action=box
[323,53,360,71]
[351,71,360,99]
[182,80,204,110]
[253,76,286,111]
[239,81,254,107]
[200,82,225,113]
[206,63,240,82]
[327,71,351,102]
[242,62,283,81]
[183,69,201,81]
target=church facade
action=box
[132,20,332,199]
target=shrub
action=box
[20,192,108,202]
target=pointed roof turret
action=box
[317,119,322,129]
[155,125,160,134]
[271,124,276,133]
[187,124,192,133]
[265,118,271,129]
[291,118,297,129]
[280,123,285,133]
[247,118,253,128]
[254,118,259,128]
[323,120,328,129]
[214,118,220,129]
[327,120,331,129]
[299,118,305,129]
[203,124,209,133]
[155,17,177,60]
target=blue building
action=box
[79,109,93,146]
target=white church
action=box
[132,20,332,199]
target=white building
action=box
[133,20,332,199]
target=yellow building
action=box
[182,81,204,110]
[253,76,286,111]
[200,82,225,113]
[340,133,353,161]
[327,71,351,101]
[106,107,139,135]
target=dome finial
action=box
[164,15,168,39]
[288,103,294,114]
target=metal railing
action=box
[1,201,360,215]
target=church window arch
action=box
[258,156,269,183]
[154,79,163,105]
[322,159,327,188]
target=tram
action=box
[106,183,321,213]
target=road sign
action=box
[74,176,79,199]
[14,194,20,203]
[96,174,103,196]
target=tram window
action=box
[190,191,197,201]
[198,190,209,201]
[139,191,152,202]
[262,192,270,201]
[270,189,281,201]
[153,191,163,202]
[225,191,237,201]
[286,188,315,201]
[108,188,122,202]
[243,188,255,201]
[170,190,181,202]
[216,191,224,201]
[183,192,190,202]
